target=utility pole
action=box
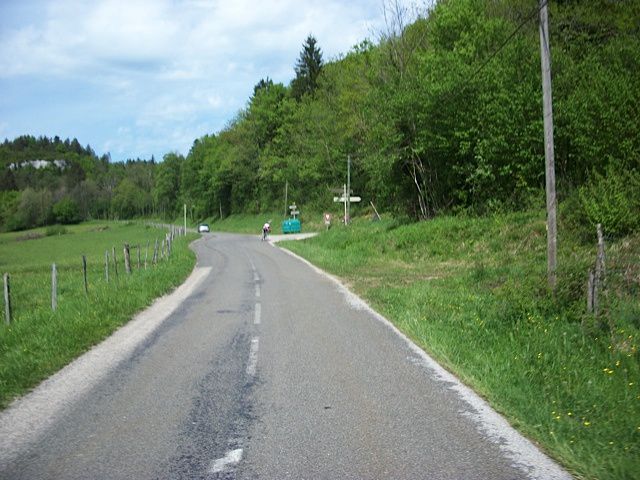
[346,155,351,225]
[343,184,347,225]
[539,0,557,290]
[284,181,288,218]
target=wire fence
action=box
[584,223,640,334]
[2,226,187,325]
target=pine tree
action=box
[291,35,323,100]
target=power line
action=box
[469,0,549,80]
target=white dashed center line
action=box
[209,448,243,474]
[246,337,259,377]
[254,302,261,325]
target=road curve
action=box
[0,232,572,479]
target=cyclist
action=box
[262,221,271,241]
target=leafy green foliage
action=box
[52,197,81,224]
[168,0,638,228]
[578,166,640,237]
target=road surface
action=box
[0,232,572,479]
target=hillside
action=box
[2,1,639,236]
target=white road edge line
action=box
[254,302,261,325]
[255,284,261,298]
[0,264,213,470]
[209,448,243,474]
[246,337,259,377]
[277,246,573,480]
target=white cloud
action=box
[0,0,418,160]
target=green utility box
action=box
[282,218,301,234]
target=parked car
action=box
[198,224,210,233]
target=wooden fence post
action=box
[113,247,119,278]
[124,243,131,274]
[52,263,57,311]
[587,269,594,313]
[3,273,11,325]
[82,255,88,294]
[153,239,159,265]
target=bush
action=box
[582,166,640,236]
[45,225,68,236]
[569,165,640,238]
[52,197,81,225]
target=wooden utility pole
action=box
[343,184,348,225]
[539,0,557,290]
[347,155,351,225]
[284,181,288,218]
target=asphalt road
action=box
[0,233,572,479]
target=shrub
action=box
[52,197,81,225]
[45,225,68,236]
[578,165,640,237]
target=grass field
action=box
[281,211,639,480]
[0,222,198,409]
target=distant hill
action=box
[0,135,158,231]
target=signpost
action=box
[289,204,299,218]
[282,203,301,233]
[332,196,362,203]
[333,183,361,224]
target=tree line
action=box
[2,0,639,236]
[0,135,157,230]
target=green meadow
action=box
[282,211,639,480]
[0,222,197,408]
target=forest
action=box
[1,0,639,236]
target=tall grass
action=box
[283,211,639,480]
[0,222,197,408]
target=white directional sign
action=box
[333,196,361,203]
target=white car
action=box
[198,224,210,233]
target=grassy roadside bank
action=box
[0,222,198,409]
[280,211,639,480]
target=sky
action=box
[0,0,418,162]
